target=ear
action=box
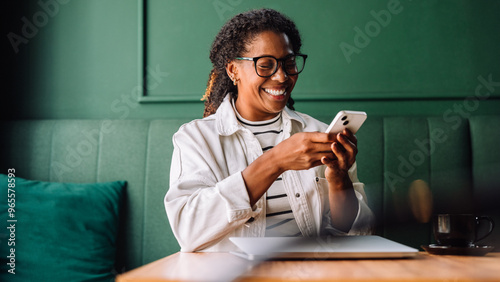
[225,61,238,82]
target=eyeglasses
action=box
[236,54,308,78]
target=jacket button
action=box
[295,193,300,198]
[246,217,255,223]
[315,177,319,182]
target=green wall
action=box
[2,0,500,122]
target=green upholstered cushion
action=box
[0,174,125,282]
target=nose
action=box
[271,62,289,82]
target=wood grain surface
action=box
[117,252,500,282]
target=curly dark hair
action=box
[202,8,303,117]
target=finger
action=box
[321,155,337,167]
[333,140,357,170]
[313,150,336,163]
[332,142,348,168]
[308,132,336,143]
[317,142,336,153]
[319,152,337,161]
[333,137,347,153]
[326,132,339,142]
[321,156,331,166]
[312,159,326,168]
[342,128,357,145]
[337,133,358,156]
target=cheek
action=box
[251,78,269,90]
[288,76,298,89]
[239,68,266,89]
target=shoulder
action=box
[173,115,218,142]
[285,108,328,133]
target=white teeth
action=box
[263,88,286,96]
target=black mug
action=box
[433,214,495,247]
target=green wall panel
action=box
[2,0,500,120]
[145,0,500,101]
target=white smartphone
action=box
[325,110,367,134]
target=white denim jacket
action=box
[165,96,375,252]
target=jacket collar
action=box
[215,95,305,136]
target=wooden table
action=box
[116,252,500,282]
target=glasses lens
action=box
[284,55,304,75]
[255,57,277,77]
[254,55,306,77]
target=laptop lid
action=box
[229,235,419,260]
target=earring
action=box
[231,75,238,86]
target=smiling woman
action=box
[164,8,375,252]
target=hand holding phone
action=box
[325,110,367,134]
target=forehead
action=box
[244,31,293,57]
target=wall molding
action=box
[135,0,500,104]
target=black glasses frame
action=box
[236,54,308,78]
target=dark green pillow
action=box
[0,174,126,282]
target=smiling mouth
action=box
[263,88,287,96]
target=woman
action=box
[165,8,374,252]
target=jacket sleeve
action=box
[164,127,261,252]
[323,162,376,236]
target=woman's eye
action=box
[258,65,273,69]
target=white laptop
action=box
[229,235,418,260]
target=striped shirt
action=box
[234,106,301,237]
